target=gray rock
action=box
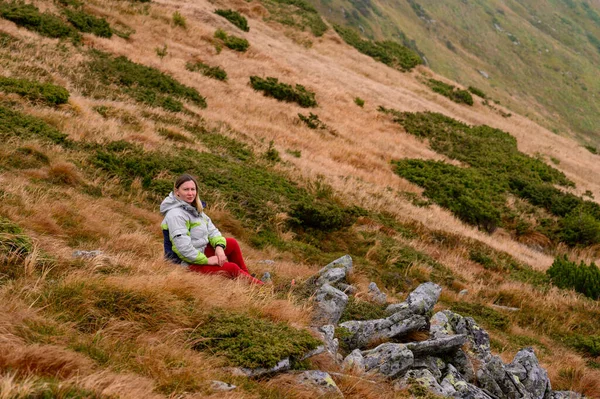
[478,70,490,79]
[405,282,442,315]
[459,289,469,296]
[72,250,103,258]
[506,347,551,399]
[412,356,446,380]
[318,324,339,356]
[450,349,476,384]
[368,282,387,305]
[362,343,414,378]
[476,354,523,399]
[406,334,468,357]
[385,301,410,315]
[318,254,353,275]
[441,364,495,399]
[431,310,491,359]
[312,284,348,326]
[339,313,427,349]
[210,380,237,392]
[317,267,347,287]
[342,349,365,373]
[296,370,343,397]
[235,358,291,378]
[395,369,445,396]
[300,345,325,360]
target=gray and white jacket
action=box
[160,192,226,265]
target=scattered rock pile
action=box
[226,255,584,398]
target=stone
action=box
[342,349,365,373]
[318,254,353,275]
[235,358,291,378]
[441,364,495,399]
[431,310,491,360]
[296,370,343,397]
[367,282,387,305]
[336,282,357,295]
[210,380,236,392]
[301,345,325,360]
[476,354,523,399]
[405,334,468,357]
[478,70,490,79]
[362,343,414,378]
[318,324,340,356]
[506,347,551,399]
[550,391,583,399]
[411,356,445,380]
[317,267,347,287]
[312,284,348,326]
[405,282,442,315]
[395,369,445,396]
[385,301,410,315]
[339,313,427,350]
[72,250,103,258]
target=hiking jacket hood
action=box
[160,192,226,265]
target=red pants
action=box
[188,238,263,285]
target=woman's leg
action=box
[223,237,250,273]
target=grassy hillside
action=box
[312,0,600,147]
[1,0,600,397]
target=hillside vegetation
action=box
[313,0,600,147]
[1,0,600,397]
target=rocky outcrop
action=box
[312,284,348,326]
[296,370,343,397]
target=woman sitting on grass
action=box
[160,174,264,285]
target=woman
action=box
[160,174,264,284]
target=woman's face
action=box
[175,180,197,204]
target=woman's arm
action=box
[165,211,209,265]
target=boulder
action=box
[318,324,340,356]
[339,313,427,349]
[368,282,387,305]
[317,267,347,287]
[476,354,524,399]
[362,343,414,378]
[318,255,353,275]
[406,334,468,357]
[431,310,491,360]
[441,364,495,399]
[506,348,551,399]
[550,391,583,399]
[234,358,291,378]
[412,356,446,380]
[386,282,441,316]
[342,349,365,373]
[296,370,344,398]
[210,380,237,392]
[312,284,348,326]
[395,369,445,396]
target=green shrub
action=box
[468,86,486,98]
[214,9,249,32]
[214,28,249,52]
[87,50,206,110]
[298,112,326,129]
[547,255,600,300]
[260,0,327,36]
[0,76,69,105]
[264,140,280,162]
[63,8,112,38]
[427,79,473,105]
[250,76,317,107]
[0,105,71,146]
[0,1,81,42]
[190,311,321,369]
[563,334,600,357]
[186,61,227,81]
[354,97,365,107]
[172,11,186,28]
[334,25,422,72]
[585,145,598,154]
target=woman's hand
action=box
[207,256,220,266]
[215,246,228,266]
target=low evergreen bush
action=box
[185,61,227,81]
[427,79,474,105]
[172,11,186,28]
[214,9,249,32]
[0,105,71,146]
[190,311,321,369]
[250,76,317,107]
[261,0,327,36]
[0,1,80,42]
[214,28,249,52]
[468,86,487,98]
[0,76,69,105]
[298,112,326,129]
[354,97,365,107]
[63,8,112,37]
[334,25,422,72]
[547,255,600,300]
[88,50,207,110]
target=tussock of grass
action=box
[0,76,69,105]
[189,310,321,369]
[0,105,71,146]
[214,28,249,52]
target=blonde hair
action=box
[174,174,203,212]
